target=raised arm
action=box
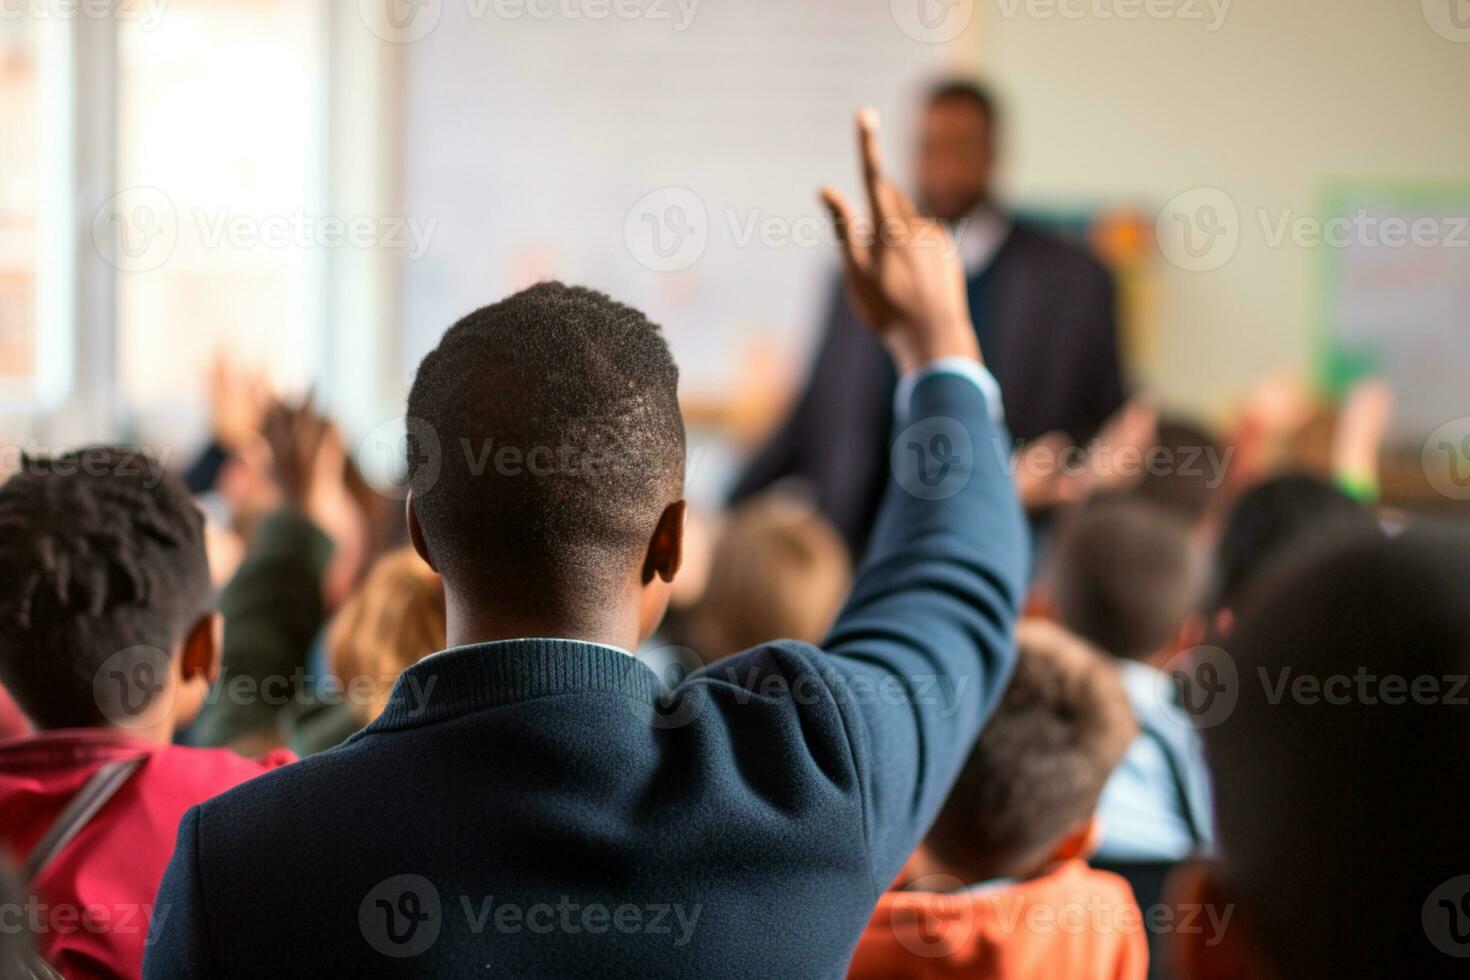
[817,109,1029,888]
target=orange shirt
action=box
[849,860,1148,980]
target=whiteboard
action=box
[1319,182,1470,442]
[398,0,963,395]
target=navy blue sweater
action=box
[144,371,1028,978]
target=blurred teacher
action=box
[733,79,1126,555]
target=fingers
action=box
[820,186,870,280]
[857,107,890,236]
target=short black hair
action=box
[925,622,1137,882]
[1135,416,1224,524]
[0,448,211,728]
[1209,527,1470,978]
[1210,472,1377,613]
[1050,493,1205,660]
[925,78,999,131]
[406,282,685,606]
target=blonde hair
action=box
[328,547,446,724]
[686,495,851,664]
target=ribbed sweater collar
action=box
[354,638,662,738]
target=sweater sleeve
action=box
[188,511,334,749]
[819,367,1029,891]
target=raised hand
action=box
[821,108,978,375]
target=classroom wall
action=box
[975,0,1470,421]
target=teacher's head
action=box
[916,79,999,223]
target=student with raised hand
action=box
[143,109,1028,979]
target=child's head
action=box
[920,620,1138,884]
[0,449,216,735]
[1135,416,1225,526]
[1174,527,1470,980]
[1049,493,1207,664]
[684,495,851,664]
[330,547,446,724]
[1208,472,1376,629]
[405,282,687,644]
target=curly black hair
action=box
[0,447,211,728]
[406,281,685,609]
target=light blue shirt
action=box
[895,356,1004,424]
[1095,660,1215,862]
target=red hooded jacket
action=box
[0,730,291,979]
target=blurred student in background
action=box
[282,547,446,755]
[679,495,850,667]
[1048,494,1213,863]
[850,620,1143,980]
[1172,529,1470,979]
[0,451,292,979]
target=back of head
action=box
[1050,493,1205,661]
[406,282,685,609]
[1211,472,1377,614]
[1135,416,1224,525]
[330,547,446,724]
[686,495,851,663]
[1207,527,1470,978]
[924,621,1138,883]
[0,449,210,729]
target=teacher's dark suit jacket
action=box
[144,371,1028,979]
[734,220,1125,555]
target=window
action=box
[114,0,326,437]
[0,14,69,411]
